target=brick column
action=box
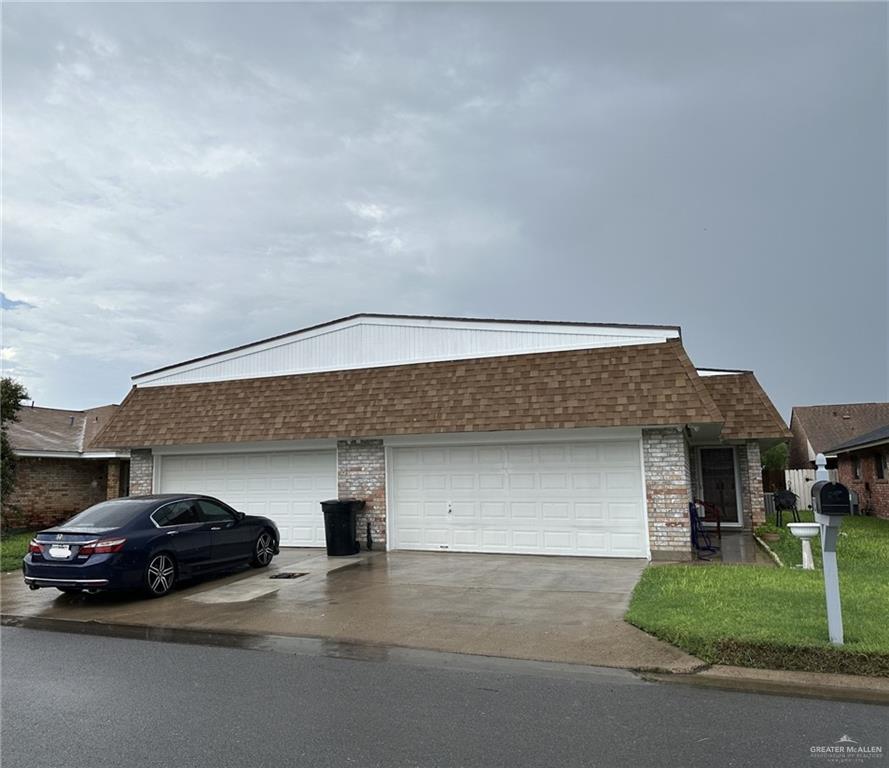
[106,460,121,500]
[129,449,154,496]
[738,441,765,528]
[337,439,386,550]
[643,428,693,561]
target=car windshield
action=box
[56,499,147,531]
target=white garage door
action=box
[157,451,336,547]
[390,441,647,557]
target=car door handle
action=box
[210,526,222,531]
[166,530,179,535]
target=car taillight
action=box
[79,538,126,556]
[28,540,42,554]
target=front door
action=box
[699,447,741,525]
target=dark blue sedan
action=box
[23,494,279,597]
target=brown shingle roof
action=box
[700,374,791,440]
[792,403,889,455]
[7,405,120,453]
[95,340,723,448]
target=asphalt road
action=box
[1,627,885,768]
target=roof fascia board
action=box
[696,368,752,376]
[383,427,646,447]
[831,438,889,454]
[14,450,130,459]
[151,439,338,455]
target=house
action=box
[827,423,889,520]
[789,403,889,469]
[4,405,131,529]
[93,313,790,561]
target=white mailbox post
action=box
[810,454,851,645]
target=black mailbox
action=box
[811,481,851,516]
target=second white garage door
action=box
[157,451,336,547]
[390,440,647,557]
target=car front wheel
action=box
[251,531,275,568]
[144,553,176,597]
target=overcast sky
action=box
[2,2,886,420]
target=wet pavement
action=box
[6,627,884,768]
[693,532,775,564]
[1,549,701,671]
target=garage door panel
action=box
[478,447,506,465]
[543,531,573,550]
[611,532,645,555]
[542,502,570,520]
[448,447,476,464]
[482,529,509,547]
[421,449,447,465]
[479,474,505,490]
[572,473,601,490]
[452,529,478,547]
[576,531,607,553]
[423,474,448,491]
[575,502,604,522]
[513,531,542,549]
[510,501,538,519]
[391,440,646,558]
[480,502,507,520]
[159,451,335,548]
[451,502,476,519]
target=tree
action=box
[1,377,29,505]
[761,442,788,472]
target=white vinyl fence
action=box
[785,468,838,508]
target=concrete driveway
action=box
[1,550,700,672]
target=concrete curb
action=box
[641,665,889,706]
[752,534,785,567]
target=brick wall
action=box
[129,449,154,496]
[837,451,889,520]
[737,441,765,528]
[337,440,386,549]
[3,457,108,529]
[642,428,692,560]
[106,460,121,500]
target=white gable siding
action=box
[134,316,680,388]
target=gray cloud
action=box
[2,2,886,418]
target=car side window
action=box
[153,501,200,527]
[198,500,236,524]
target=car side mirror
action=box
[235,511,245,521]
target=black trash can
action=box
[321,498,365,556]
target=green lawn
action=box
[0,531,34,573]
[626,514,889,676]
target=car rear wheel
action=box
[144,553,176,597]
[250,531,275,568]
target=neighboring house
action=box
[94,313,790,561]
[828,424,889,520]
[789,403,889,469]
[4,405,131,529]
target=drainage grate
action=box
[269,572,307,580]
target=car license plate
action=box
[49,545,71,559]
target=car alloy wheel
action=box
[255,532,275,567]
[146,554,176,596]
